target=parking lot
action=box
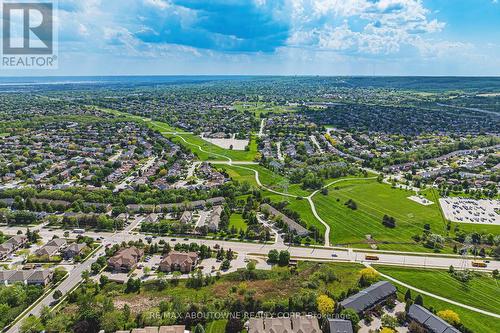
[440,197,500,225]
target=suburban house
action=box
[0,269,53,286]
[179,211,192,224]
[144,213,159,224]
[408,304,461,333]
[206,206,223,231]
[327,319,353,333]
[35,238,67,257]
[63,243,87,259]
[159,251,199,273]
[340,281,397,314]
[261,204,310,236]
[0,235,28,259]
[247,315,321,333]
[112,325,188,333]
[27,270,54,286]
[108,247,144,272]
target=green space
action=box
[229,213,248,232]
[375,266,500,315]
[233,101,295,116]
[313,179,448,251]
[163,132,258,161]
[313,178,500,251]
[215,164,312,197]
[0,133,9,138]
[99,106,259,162]
[206,320,228,333]
[381,267,500,333]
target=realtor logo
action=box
[1,1,57,69]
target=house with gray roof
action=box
[340,281,397,313]
[35,238,67,257]
[0,269,53,286]
[261,204,309,236]
[0,270,15,286]
[327,319,353,333]
[0,235,28,259]
[27,270,53,286]
[408,304,461,333]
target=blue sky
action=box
[3,0,500,76]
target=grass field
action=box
[229,213,248,231]
[215,164,312,197]
[313,179,449,251]
[378,266,500,333]
[375,266,500,315]
[99,107,259,161]
[206,320,228,333]
[233,101,296,116]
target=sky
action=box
[2,0,500,76]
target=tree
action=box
[125,277,141,293]
[268,249,279,263]
[380,328,396,333]
[404,289,412,301]
[225,316,243,333]
[493,269,499,279]
[221,259,230,270]
[53,290,63,300]
[278,250,290,266]
[382,215,396,228]
[340,308,359,328]
[437,310,460,326]
[414,294,424,306]
[359,267,379,286]
[317,294,335,315]
[193,323,205,333]
[20,316,44,333]
[90,262,101,274]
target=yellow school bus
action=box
[472,260,487,268]
[365,255,380,261]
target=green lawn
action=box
[0,133,9,138]
[233,101,296,116]
[99,107,258,161]
[375,266,500,315]
[206,320,228,333]
[229,213,248,231]
[215,164,312,197]
[379,267,500,333]
[163,132,258,161]
[313,179,449,251]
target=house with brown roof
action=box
[108,246,144,272]
[35,238,67,257]
[179,211,192,224]
[114,326,187,333]
[205,206,223,231]
[27,270,54,286]
[0,235,28,259]
[63,243,87,259]
[248,315,321,333]
[159,251,199,273]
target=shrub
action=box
[437,309,460,326]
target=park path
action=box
[372,267,500,319]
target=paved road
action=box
[4,222,499,332]
[5,217,145,333]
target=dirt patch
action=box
[114,295,162,313]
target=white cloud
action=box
[287,0,449,56]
